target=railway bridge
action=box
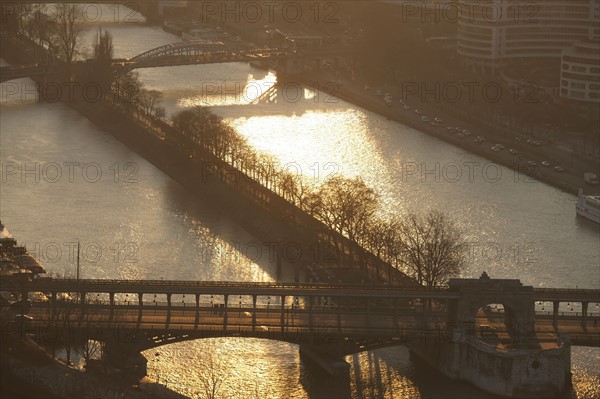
[2,274,599,398]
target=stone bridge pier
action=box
[409,272,572,399]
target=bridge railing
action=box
[20,277,448,292]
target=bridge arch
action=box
[447,273,535,343]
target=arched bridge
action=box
[2,276,598,397]
[2,277,599,350]
[115,41,293,73]
[1,41,352,82]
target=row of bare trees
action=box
[10,4,84,65]
[170,106,467,287]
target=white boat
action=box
[576,189,600,223]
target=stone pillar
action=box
[80,292,87,318]
[109,292,115,321]
[337,300,342,333]
[280,295,286,331]
[309,296,314,330]
[166,293,172,327]
[51,291,57,320]
[366,298,370,328]
[582,302,588,327]
[137,293,143,325]
[553,301,559,328]
[252,295,257,331]
[223,294,229,330]
[195,293,200,328]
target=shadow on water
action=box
[160,177,302,282]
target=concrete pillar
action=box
[51,291,57,320]
[280,295,286,331]
[337,300,342,333]
[366,298,370,328]
[309,296,314,330]
[223,294,229,330]
[80,292,87,318]
[195,293,200,328]
[109,292,115,321]
[252,295,257,331]
[553,301,559,328]
[582,302,589,327]
[137,293,143,325]
[166,293,172,327]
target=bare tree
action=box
[53,4,84,65]
[313,176,379,242]
[399,210,466,288]
[198,351,227,399]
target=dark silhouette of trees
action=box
[92,27,115,99]
[53,4,84,65]
[398,210,466,287]
[310,176,378,242]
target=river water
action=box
[1,5,598,398]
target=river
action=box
[0,4,598,398]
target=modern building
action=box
[457,0,600,73]
[560,40,600,103]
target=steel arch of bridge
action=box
[125,41,291,70]
[130,41,231,63]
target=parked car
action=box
[541,161,551,167]
[509,149,518,155]
[554,166,565,173]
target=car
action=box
[554,166,565,172]
[462,129,472,136]
[14,314,34,323]
[446,126,454,131]
[376,89,383,96]
[491,146,500,152]
[528,160,537,167]
[495,144,505,150]
[509,149,518,155]
[414,109,422,115]
[457,132,465,138]
[434,117,443,123]
[421,116,430,122]
[403,104,411,110]
[541,161,551,167]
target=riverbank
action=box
[284,67,599,196]
[0,35,414,288]
[0,338,186,399]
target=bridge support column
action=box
[195,293,200,329]
[366,298,370,328]
[309,296,314,331]
[581,302,588,328]
[109,293,115,321]
[50,291,57,320]
[553,301,559,328]
[337,300,342,333]
[80,292,86,318]
[223,294,229,331]
[252,295,257,331]
[281,295,286,332]
[137,293,143,325]
[166,293,172,327]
